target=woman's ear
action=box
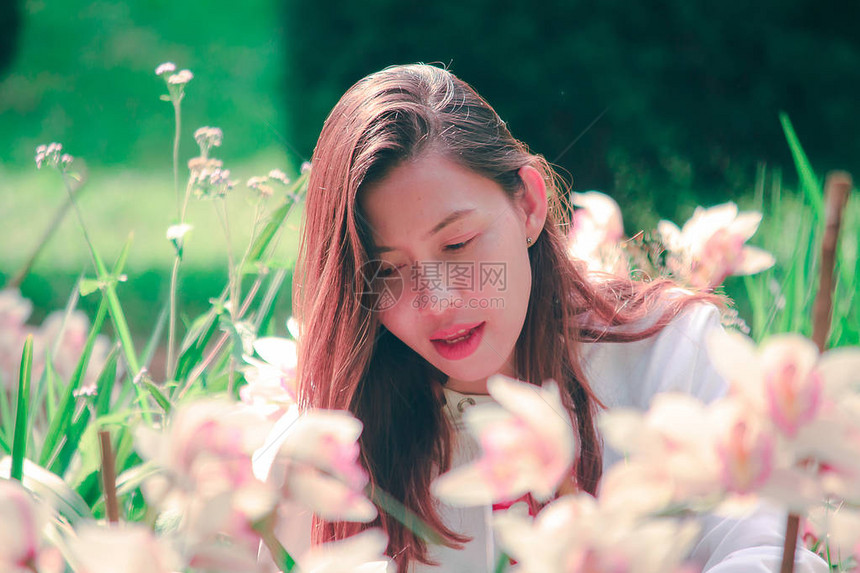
[516,165,549,242]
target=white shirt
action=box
[421,304,828,573]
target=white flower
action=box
[242,337,298,418]
[567,191,628,277]
[658,202,775,288]
[296,529,391,573]
[268,169,290,185]
[167,69,193,86]
[166,223,192,242]
[254,406,377,522]
[65,523,182,573]
[155,62,176,76]
[494,492,700,573]
[432,376,576,506]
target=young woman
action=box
[292,63,826,572]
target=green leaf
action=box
[39,300,108,470]
[141,378,172,414]
[0,456,93,523]
[12,335,34,481]
[79,278,102,297]
[174,307,221,384]
[246,171,308,265]
[779,112,824,220]
[95,347,120,417]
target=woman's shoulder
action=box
[580,301,728,411]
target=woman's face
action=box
[358,153,548,394]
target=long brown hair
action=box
[294,63,719,571]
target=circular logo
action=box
[355,259,404,312]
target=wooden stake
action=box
[98,429,120,524]
[780,171,852,573]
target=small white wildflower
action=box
[300,161,312,174]
[247,176,273,198]
[34,142,71,171]
[155,62,176,76]
[166,223,193,242]
[193,126,223,157]
[268,169,290,185]
[167,69,193,86]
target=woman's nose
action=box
[410,261,464,315]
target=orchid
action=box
[658,202,775,288]
[599,392,725,504]
[432,375,576,506]
[295,529,392,573]
[493,492,700,573]
[0,479,63,573]
[567,191,629,277]
[134,398,279,564]
[706,331,860,504]
[65,522,183,573]
[253,406,378,523]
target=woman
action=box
[292,63,826,572]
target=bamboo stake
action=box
[780,171,852,573]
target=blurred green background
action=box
[1,0,858,333]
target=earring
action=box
[526,236,533,246]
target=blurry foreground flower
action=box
[707,331,860,505]
[567,191,628,277]
[432,375,576,506]
[296,529,392,573]
[0,479,63,573]
[254,406,377,522]
[658,202,775,289]
[242,336,298,418]
[135,398,278,566]
[65,522,182,573]
[493,492,699,573]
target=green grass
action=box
[0,150,304,333]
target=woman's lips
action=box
[431,321,484,341]
[431,322,485,360]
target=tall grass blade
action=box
[39,300,108,468]
[11,335,34,481]
[779,112,824,220]
[246,171,308,265]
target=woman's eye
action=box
[378,264,401,278]
[444,237,474,252]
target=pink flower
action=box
[493,492,700,573]
[599,392,724,503]
[567,191,628,277]
[658,202,775,288]
[432,376,576,506]
[134,399,278,557]
[707,330,860,507]
[0,480,46,571]
[713,405,775,495]
[254,406,377,522]
[707,332,826,438]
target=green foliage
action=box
[731,121,859,346]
